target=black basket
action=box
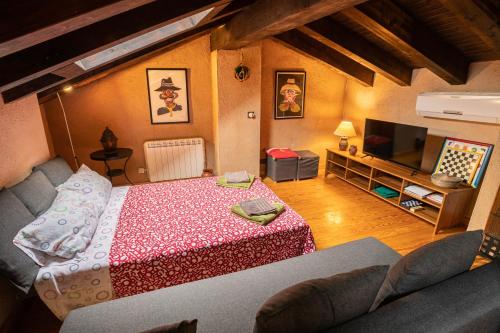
[479,232,499,260]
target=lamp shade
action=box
[334,121,356,137]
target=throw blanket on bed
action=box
[34,177,315,319]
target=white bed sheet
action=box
[34,186,129,319]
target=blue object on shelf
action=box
[373,186,399,198]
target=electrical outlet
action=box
[138,168,146,174]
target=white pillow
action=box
[57,164,112,216]
[13,190,99,266]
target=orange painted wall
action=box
[260,39,346,168]
[0,93,51,326]
[43,36,347,181]
[43,35,215,184]
[212,44,262,176]
[0,94,51,187]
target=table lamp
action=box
[334,121,356,151]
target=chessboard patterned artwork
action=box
[433,137,493,188]
[435,148,482,184]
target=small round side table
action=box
[90,148,133,184]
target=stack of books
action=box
[403,185,433,199]
[426,193,444,205]
[373,186,399,198]
[400,199,425,212]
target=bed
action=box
[29,174,315,319]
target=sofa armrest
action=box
[61,237,400,333]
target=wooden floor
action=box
[264,174,465,255]
[12,174,485,333]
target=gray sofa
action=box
[60,237,500,333]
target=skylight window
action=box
[74,8,213,71]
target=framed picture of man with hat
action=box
[146,68,190,124]
[274,71,306,119]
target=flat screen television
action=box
[363,119,428,170]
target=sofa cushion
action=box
[0,188,39,293]
[254,265,389,333]
[10,171,57,217]
[370,230,483,311]
[140,320,197,333]
[333,260,500,333]
[33,157,74,187]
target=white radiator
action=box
[144,138,205,182]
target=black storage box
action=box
[296,150,319,180]
[266,156,298,182]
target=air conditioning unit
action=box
[416,92,500,124]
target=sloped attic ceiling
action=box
[1,0,499,103]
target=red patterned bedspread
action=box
[109,177,315,297]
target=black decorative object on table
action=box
[90,148,133,184]
[349,145,358,156]
[100,127,118,155]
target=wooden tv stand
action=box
[325,148,474,234]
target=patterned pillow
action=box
[13,190,100,266]
[56,164,112,216]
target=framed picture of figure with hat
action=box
[146,68,190,124]
[274,71,306,119]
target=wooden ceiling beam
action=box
[29,16,234,103]
[210,0,255,21]
[211,0,368,50]
[51,64,86,79]
[197,2,233,26]
[2,74,65,103]
[299,18,413,86]
[0,0,229,90]
[341,0,469,85]
[0,0,155,57]
[474,0,500,24]
[437,0,500,54]
[273,30,374,87]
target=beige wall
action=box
[260,39,345,168]
[342,61,500,230]
[211,44,262,176]
[43,35,215,184]
[0,93,51,328]
[0,95,51,187]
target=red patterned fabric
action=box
[109,177,315,297]
[266,148,299,159]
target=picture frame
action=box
[433,137,494,188]
[146,68,190,124]
[274,71,306,119]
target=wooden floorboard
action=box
[264,175,465,255]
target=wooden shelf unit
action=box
[325,148,475,234]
